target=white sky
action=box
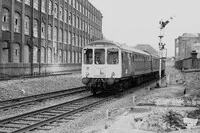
[89,0,200,57]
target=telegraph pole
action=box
[158,17,173,86]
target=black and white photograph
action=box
[0,0,200,133]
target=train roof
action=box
[86,39,151,56]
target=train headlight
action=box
[86,72,89,77]
[111,72,115,77]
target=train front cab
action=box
[81,44,122,94]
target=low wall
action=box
[175,57,200,70]
[0,63,81,76]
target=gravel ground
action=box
[0,72,84,100]
[1,67,200,133]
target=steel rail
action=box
[0,86,86,111]
[0,94,112,133]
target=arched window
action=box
[68,51,71,63]
[68,31,71,44]
[53,27,57,41]
[24,16,30,35]
[41,0,46,13]
[63,51,67,63]
[25,0,30,5]
[59,28,63,42]
[33,46,38,63]
[54,3,58,18]
[48,0,53,15]
[2,42,9,63]
[13,43,20,63]
[41,47,45,63]
[59,49,62,63]
[59,6,63,20]
[76,52,78,63]
[48,47,52,63]
[2,8,10,31]
[24,45,30,63]
[79,52,82,63]
[41,22,45,39]
[48,25,52,40]
[33,19,38,37]
[72,51,75,63]
[14,12,20,33]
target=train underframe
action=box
[84,70,165,95]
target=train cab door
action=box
[93,48,106,78]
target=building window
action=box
[59,49,62,63]
[48,47,52,63]
[64,9,68,23]
[2,8,10,31]
[69,12,72,25]
[49,0,53,15]
[76,52,78,63]
[59,6,63,20]
[17,0,22,3]
[54,27,58,41]
[72,33,75,45]
[73,14,76,27]
[14,12,20,33]
[48,25,52,40]
[13,43,20,63]
[33,46,38,63]
[69,0,71,5]
[25,0,30,5]
[41,22,46,39]
[79,52,82,63]
[24,16,30,35]
[72,51,75,63]
[41,47,45,63]
[59,28,63,42]
[63,51,67,63]
[24,45,30,63]
[72,0,75,8]
[64,30,67,43]
[76,34,78,46]
[41,0,46,13]
[33,19,38,37]
[76,16,79,28]
[34,0,39,10]
[54,3,58,18]
[2,42,9,63]
[79,36,82,47]
[68,51,71,63]
[68,31,71,44]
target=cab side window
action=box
[107,48,119,64]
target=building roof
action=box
[182,33,198,38]
[134,44,159,56]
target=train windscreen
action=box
[95,49,105,64]
[107,48,119,64]
[83,49,93,64]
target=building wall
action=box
[175,33,200,61]
[0,0,103,76]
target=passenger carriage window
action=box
[83,48,93,64]
[107,48,119,64]
[95,49,105,64]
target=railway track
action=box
[0,86,87,111]
[0,94,112,133]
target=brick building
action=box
[0,0,103,76]
[175,33,200,61]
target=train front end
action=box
[81,41,121,94]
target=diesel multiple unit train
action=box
[81,40,165,94]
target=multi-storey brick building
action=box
[175,33,200,61]
[0,0,103,76]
